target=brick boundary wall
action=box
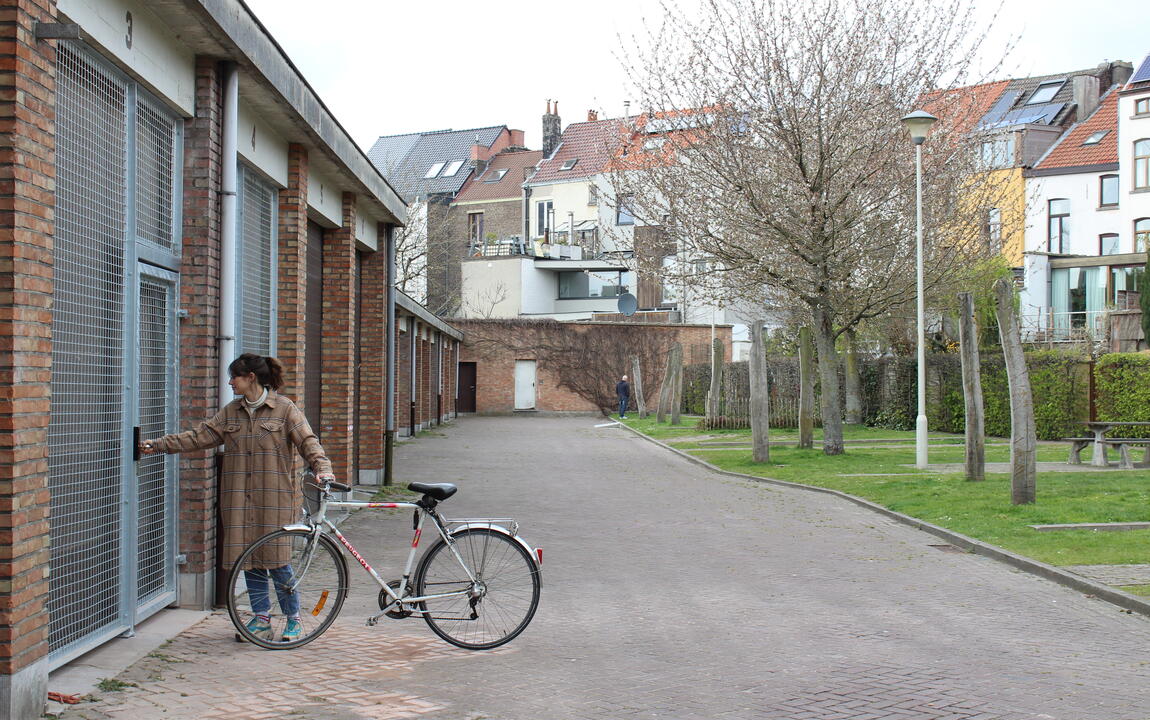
[175,57,225,611]
[276,144,308,409]
[319,193,357,481]
[0,0,57,714]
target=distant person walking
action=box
[616,374,631,419]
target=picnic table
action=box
[1066,421,1150,469]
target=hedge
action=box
[1095,353,1150,437]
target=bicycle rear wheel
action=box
[226,529,348,650]
[413,527,540,649]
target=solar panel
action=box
[1131,55,1150,84]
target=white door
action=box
[514,360,537,410]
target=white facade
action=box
[1118,86,1150,253]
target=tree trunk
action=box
[993,279,1036,504]
[957,292,985,482]
[749,318,770,462]
[705,338,724,422]
[844,328,862,425]
[655,343,678,423]
[669,344,683,425]
[630,355,647,419]
[812,308,844,455]
[798,326,814,449]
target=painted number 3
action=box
[125,11,133,49]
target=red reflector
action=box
[535,548,543,565]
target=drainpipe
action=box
[384,223,396,486]
[219,63,239,407]
[409,316,417,437]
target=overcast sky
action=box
[241,0,1149,153]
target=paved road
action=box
[69,416,1150,720]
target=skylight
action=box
[1082,130,1109,146]
[441,160,465,177]
[484,168,509,183]
[424,162,446,179]
[560,159,578,171]
[1026,80,1063,105]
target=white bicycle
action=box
[225,475,542,650]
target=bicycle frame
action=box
[285,492,537,622]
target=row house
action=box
[0,1,459,715]
[1020,53,1150,347]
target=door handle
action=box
[132,426,141,461]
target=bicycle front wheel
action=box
[413,527,540,649]
[226,529,348,650]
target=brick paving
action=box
[66,416,1150,719]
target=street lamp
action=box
[901,109,937,470]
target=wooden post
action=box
[844,328,862,425]
[705,338,724,423]
[656,343,679,423]
[957,292,985,481]
[631,355,648,419]
[994,279,1036,504]
[669,344,683,426]
[798,326,814,449]
[749,319,771,462]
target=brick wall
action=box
[319,193,357,481]
[277,144,308,407]
[357,230,388,477]
[176,57,225,599]
[453,320,731,414]
[0,0,57,706]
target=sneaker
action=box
[282,618,302,641]
[245,616,271,635]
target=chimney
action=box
[1108,60,1134,88]
[509,129,525,148]
[1072,75,1100,121]
[542,99,561,158]
[470,134,491,175]
[587,109,598,122]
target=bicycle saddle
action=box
[408,482,457,501]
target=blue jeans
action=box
[245,566,300,617]
[618,396,629,416]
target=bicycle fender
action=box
[450,524,542,571]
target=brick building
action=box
[0,1,458,715]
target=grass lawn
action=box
[623,416,1150,568]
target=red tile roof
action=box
[922,80,1011,137]
[1034,89,1119,170]
[528,118,627,185]
[454,149,543,203]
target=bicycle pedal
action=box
[366,617,378,627]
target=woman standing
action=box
[140,353,334,641]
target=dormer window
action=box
[560,159,578,171]
[1082,130,1109,146]
[441,160,465,177]
[484,168,509,183]
[1027,80,1063,105]
[424,162,446,179]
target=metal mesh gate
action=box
[49,42,181,667]
[239,166,276,354]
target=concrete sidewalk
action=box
[54,416,1150,719]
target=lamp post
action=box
[901,110,937,470]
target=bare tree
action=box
[614,0,1006,454]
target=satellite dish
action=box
[617,293,638,316]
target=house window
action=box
[616,193,635,225]
[424,162,446,179]
[1136,218,1150,253]
[559,159,578,171]
[557,270,635,299]
[1111,265,1145,310]
[1100,233,1120,255]
[661,256,678,304]
[536,200,553,237]
[484,168,508,183]
[985,207,1002,252]
[441,160,465,177]
[1047,199,1070,253]
[588,185,598,206]
[1136,98,1150,116]
[468,212,484,249]
[1135,139,1150,190]
[1027,80,1063,105]
[1100,175,1119,207]
[1082,130,1109,146]
[979,135,1015,169]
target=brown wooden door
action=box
[458,362,477,413]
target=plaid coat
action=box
[151,391,332,569]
